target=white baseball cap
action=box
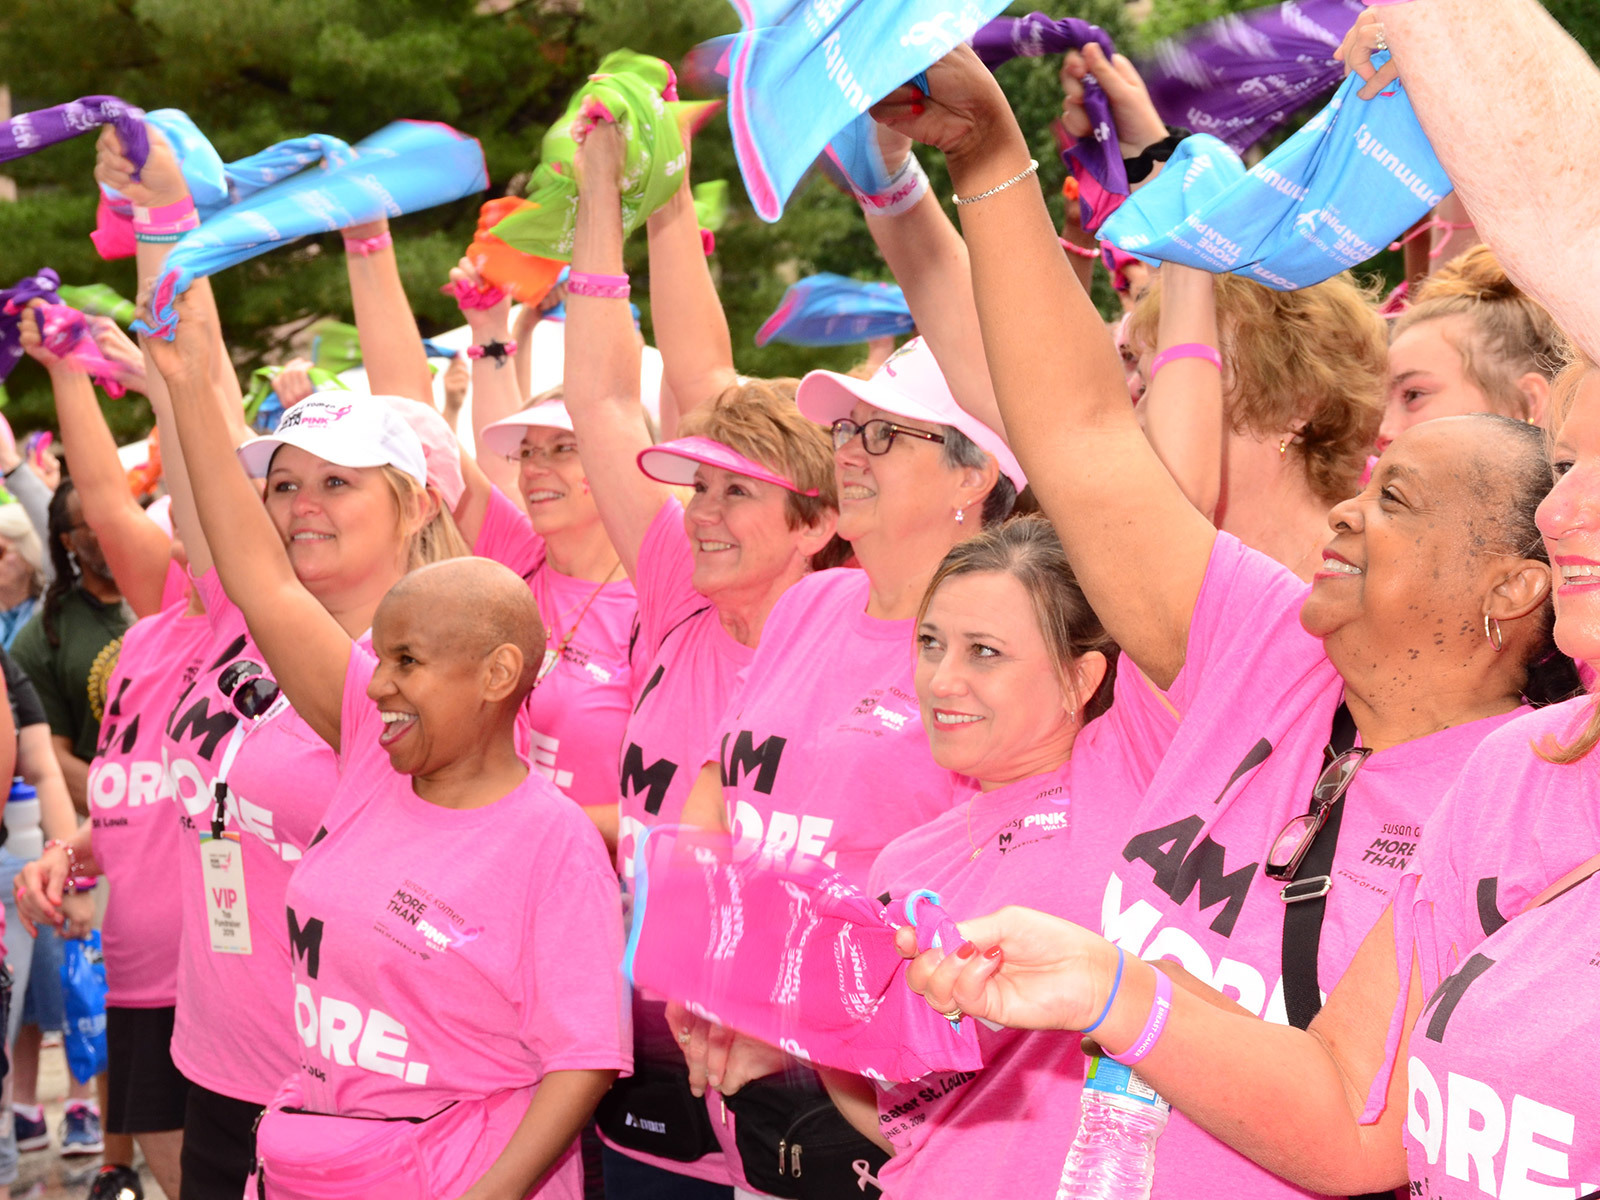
[480,399,574,459]
[795,337,1026,489]
[237,395,427,488]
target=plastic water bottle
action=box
[4,778,42,861]
[1056,1054,1171,1200]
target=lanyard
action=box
[209,692,289,839]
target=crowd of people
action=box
[0,1,1596,1198]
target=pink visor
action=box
[636,436,819,497]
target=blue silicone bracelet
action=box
[1081,946,1126,1035]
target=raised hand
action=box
[94,123,187,209]
[895,905,1120,1033]
[1059,42,1169,157]
[870,43,1016,163]
[17,301,60,369]
[446,255,512,333]
[1334,10,1401,101]
[573,116,627,190]
[140,288,213,387]
[89,316,149,394]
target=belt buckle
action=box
[1281,875,1333,904]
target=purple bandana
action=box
[972,13,1127,222]
[0,270,63,382]
[0,96,148,175]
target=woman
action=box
[454,268,638,831]
[557,117,839,1200]
[1379,244,1569,450]
[866,42,1577,1200]
[141,285,626,1199]
[64,122,471,1200]
[820,516,1132,1198]
[902,355,1600,1198]
[0,502,44,649]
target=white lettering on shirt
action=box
[294,983,431,1087]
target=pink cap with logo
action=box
[237,395,427,488]
[479,399,574,459]
[794,337,1026,489]
[636,435,820,496]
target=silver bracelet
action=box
[952,159,1039,206]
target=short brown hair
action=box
[678,378,838,531]
[1127,272,1385,505]
[1393,245,1571,420]
[916,515,1119,720]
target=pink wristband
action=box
[566,271,631,300]
[1059,237,1099,260]
[343,231,393,257]
[1149,342,1222,378]
[132,197,198,233]
[1108,966,1172,1066]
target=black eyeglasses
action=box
[1264,744,1372,888]
[830,418,945,456]
[217,659,282,721]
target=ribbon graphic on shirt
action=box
[1099,55,1450,290]
[625,825,983,1082]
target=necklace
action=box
[965,795,984,861]
[538,561,622,683]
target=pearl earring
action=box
[955,508,965,525]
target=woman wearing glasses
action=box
[454,269,640,844]
[869,43,1577,1200]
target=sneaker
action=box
[12,1104,49,1152]
[86,1164,144,1200]
[59,1102,104,1157]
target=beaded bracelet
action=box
[953,159,1039,207]
[344,231,394,257]
[1060,237,1100,260]
[43,838,86,880]
[567,271,631,300]
[1108,966,1173,1066]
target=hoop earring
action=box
[955,508,965,525]
[1484,613,1504,653]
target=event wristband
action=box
[856,155,930,219]
[1149,342,1223,378]
[343,231,394,257]
[132,197,199,235]
[566,271,631,300]
[1108,965,1173,1066]
[134,231,186,244]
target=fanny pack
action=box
[723,1071,887,1199]
[248,1081,500,1200]
[595,1063,720,1163]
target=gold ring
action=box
[676,1031,693,1045]
[1374,24,1388,52]
[941,1007,964,1023]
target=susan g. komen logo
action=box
[280,402,355,431]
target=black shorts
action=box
[179,1081,264,1200]
[105,1005,191,1134]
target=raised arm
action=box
[145,295,350,750]
[18,307,171,616]
[456,260,528,499]
[1136,266,1228,525]
[567,121,672,581]
[861,131,1007,441]
[876,48,1215,687]
[344,217,434,405]
[645,173,738,418]
[1341,2,1600,357]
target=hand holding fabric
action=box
[1060,43,1169,159]
[870,44,1017,167]
[1335,10,1402,100]
[94,124,187,209]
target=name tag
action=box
[200,835,252,955]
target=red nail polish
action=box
[910,102,925,116]
[984,946,1003,961]
[956,941,978,959]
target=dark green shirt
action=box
[11,587,134,762]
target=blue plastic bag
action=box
[1099,53,1451,290]
[60,932,108,1086]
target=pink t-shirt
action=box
[1397,698,1600,1198]
[162,569,353,1104]
[88,601,210,1007]
[713,568,961,888]
[475,486,638,811]
[1087,534,1527,1200]
[862,679,1168,1200]
[617,499,754,884]
[282,648,631,1200]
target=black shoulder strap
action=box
[1281,703,1357,1031]
[1281,704,1394,1200]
